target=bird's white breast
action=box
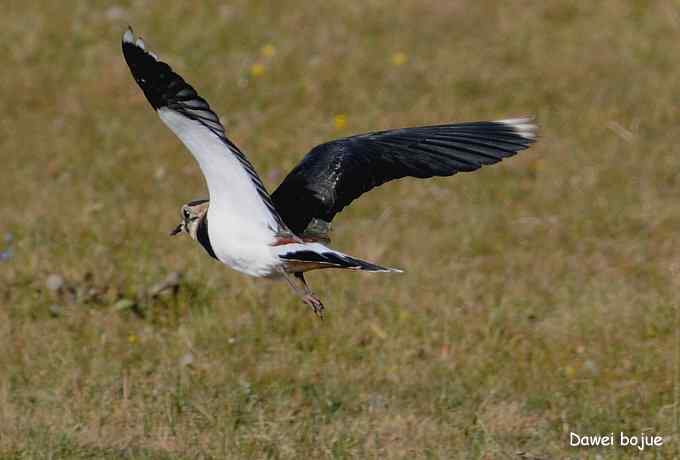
[207,206,281,277]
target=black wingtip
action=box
[121,27,179,110]
[121,28,230,139]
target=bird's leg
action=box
[282,272,325,319]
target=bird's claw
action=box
[303,294,325,319]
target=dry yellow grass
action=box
[1,1,680,458]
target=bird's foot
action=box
[303,293,325,319]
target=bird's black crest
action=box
[187,198,209,207]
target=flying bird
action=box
[121,28,537,317]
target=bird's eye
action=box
[183,209,190,219]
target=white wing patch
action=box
[158,108,280,235]
[497,117,537,140]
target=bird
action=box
[121,27,537,318]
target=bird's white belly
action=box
[214,242,279,277]
[207,210,281,278]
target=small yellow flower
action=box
[250,63,265,78]
[334,114,347,130]
[261,44,276,58]
[398,310,411,322]
[128,334,138,344]
[391,51,408,66]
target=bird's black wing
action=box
[271,119,536,236]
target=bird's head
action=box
[170,199,209,240]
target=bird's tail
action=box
[277,243,402,273]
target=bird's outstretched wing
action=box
[122,28,286,233]
[271,119,537,236]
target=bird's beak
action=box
[169,223,183,236]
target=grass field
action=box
[2,1,680,458]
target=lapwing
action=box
[122,28,537,317]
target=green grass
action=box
[2,1,680,458]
